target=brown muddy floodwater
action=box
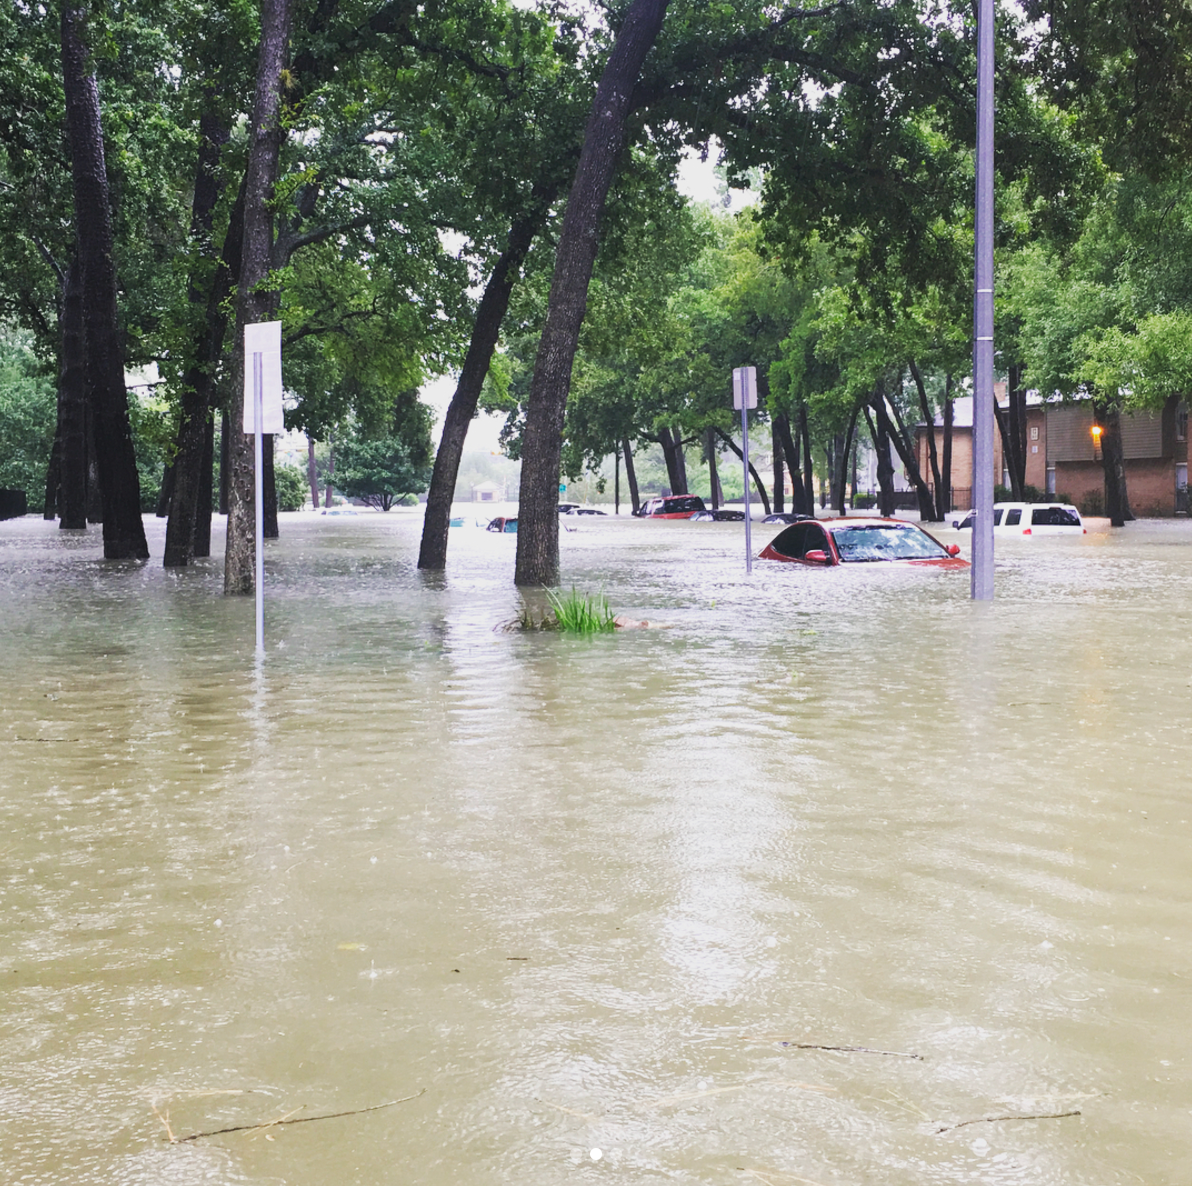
[0,510,1189,1186]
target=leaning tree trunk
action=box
[875,390,935,520]
[621,438,640,513]
[909,358,944,515]
[53,256,87,529]
[775,412,807,515]
[938,379,954,518]
[224,0,292,594]
[60,1,148,559]
[706,427,724,508]
[866,404,896,517]
[419,209,546,570]
[714,428,771,515]
[514,0,671,586]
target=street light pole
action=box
[971,0,995,601]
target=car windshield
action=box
[831,525,947,562]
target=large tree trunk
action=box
[657,426,688,494]
[876,389,935,520]
[43,436,61,520]
[831,402,861,514]
[514,0,670,586]
[155,464,175,517]
[1096,403,1132,526]
[60,1,148,559]
[263,436,278,538]
[224,0,292,594]
[219,410,229,514]
[418,210,545,569]
[621,437,640,513]
[993,362,1028,499]
[54,256,87,529]
[164,153,243,568]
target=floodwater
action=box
[1,510,1189,1186]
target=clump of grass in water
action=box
[545,587,617,634]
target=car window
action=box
[993,508,1004,526]
[805,525,829,555]
[1004,508,1022,526]
[831,525,947,562]
[769,523,809,558]
[666,496,704,513]
[1031,506,1081,527]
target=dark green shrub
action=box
[275,464,308,511]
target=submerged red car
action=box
[759,517,968,568]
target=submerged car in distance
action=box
[690,508,746,521]
[639,494,707,519]
[760,517,968,568]
[762,512,813,525]
[951,502,1085,535]
[486,516,518,533]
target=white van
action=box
[951,502,1085,536]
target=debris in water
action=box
[934,1110,1081,1135]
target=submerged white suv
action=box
[951,502,1085,535]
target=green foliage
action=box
[544,587,617,634]
[336,429,432,512]
[274,463,308,511]
[0,334,55,496]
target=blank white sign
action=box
[732,366,757,410]
[242,321,285,433]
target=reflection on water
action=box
[1,512,1189,1185]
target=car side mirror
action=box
[804,549,830,565]
[946,544,961,557]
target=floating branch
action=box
[778,1042,923,1060]
[935,1109,1081,1135]
[169,1090,425,1142]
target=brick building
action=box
[915,392,1188,516]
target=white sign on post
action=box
[242,320,284,433]
[244,321,283,659]
[732,365,757,410]
[732,366,757,573]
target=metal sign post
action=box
[733,366,758,574]
[971,0,995,601]
[243,321,284,657]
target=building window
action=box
[1046,467,1056,494]
[1178,405,1188,442]
[1030,425,1039,441]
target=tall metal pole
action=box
[742,400,753,574]
[971,0,995,600]
[253,351,265,656]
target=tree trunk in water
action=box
[909,358,944,514]
[324,436,334,507]
[939,385,954,517]
[658,427,688,494]
[866,404,896,517]
[224,0,292,594]
[621,438,640,513]
[85,408,102,523]
[799,404,814,512]
[775,413,806,515]
[831,403,861,513]
[1096,403,1132,526]
[418,210,545,569]
[263,436,278,538]
[706,428,724,509]
[60,1,147,559]
[43,436,61,520]
[54,256,87,529]
[514,0,670,586]
[193,414,214,557]
[219,410,229,514]
[164,159,244,568]
[714,428,771,515]
[155,464,175,517]
[771,420,784,513]
[307,436,319,508]
[874,391,935,519]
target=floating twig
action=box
[778,1042,922,1060]
[934,1109,1080,1135]
[169,1090,425,1143]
